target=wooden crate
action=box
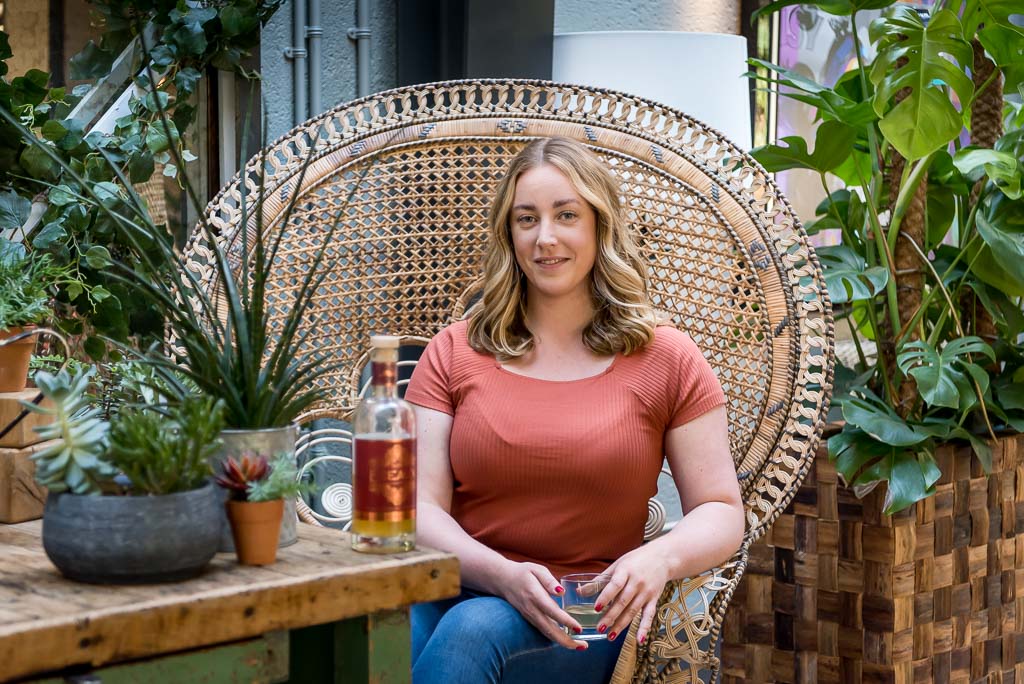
[722,433,1024,684]
[0,388,53,449]
[0,440,52,523]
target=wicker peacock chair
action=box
[184,79,834,683]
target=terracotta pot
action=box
[0,326,36,393]
[214,426,299,552]
[226,498,285,565]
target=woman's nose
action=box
[536,219,558,246]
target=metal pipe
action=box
[217,70,237,185]
[287,0,308,124]
[348,0,372,97]
[307,0,323,115]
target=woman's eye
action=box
[559,211,577,221]
[516,215,536,225]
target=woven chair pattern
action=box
[185,80,835,683]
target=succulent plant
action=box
[214,453,270,500]
[245,453,307,503]
[27,368,118,495]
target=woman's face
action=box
[509,164,598,305]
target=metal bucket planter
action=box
[41,482,220,584]
[215,425,299,552]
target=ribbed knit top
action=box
[405,319,725,579]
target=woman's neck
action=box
[524,289,595,349]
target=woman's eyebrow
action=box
[512,198,580,212]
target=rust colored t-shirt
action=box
[405,319,725,579]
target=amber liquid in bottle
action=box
[351,336,416,553]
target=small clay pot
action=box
[226,499,285,565]
[0,326,37,393]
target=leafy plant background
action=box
[0,1,282,358]
[751,0,1024,513]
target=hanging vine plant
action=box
[0,1,283,358]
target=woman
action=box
[405,137,744,684]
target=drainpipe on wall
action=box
[285,0,308,125]
[307,0,323,115]
[348,0,372,97]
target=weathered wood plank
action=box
[0,522,459,681]
[27,631,289,684]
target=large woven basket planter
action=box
[721,431,1024,684]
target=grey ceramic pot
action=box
[215,425,299,552]
[42,482,220,584]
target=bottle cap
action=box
[370,334,401,349]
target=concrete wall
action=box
[554,0,740,35]
[260,0,397,142]
[5,2,49,78]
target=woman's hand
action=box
[593,546,672,645]
[496,560,590,651]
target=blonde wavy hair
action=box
[467,137,658,359]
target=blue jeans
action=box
[411,589,625,684]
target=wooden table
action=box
[0,520,460,683]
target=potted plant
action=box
[721,2,1024,680]
[0,240,71,392]
[0,25,390,549]
[27,367,225,583]
[215,451,305,565]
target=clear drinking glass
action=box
[560,573,610,640]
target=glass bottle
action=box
[351,334,416,552]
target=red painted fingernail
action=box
[594,603,603,612]
[598,624,607,633]
[639,634,646,645]
[573,627,582,634]
[554,586,564,594]
[609,631,618,641]
[576,645,587,651]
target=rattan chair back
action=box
[185,80,834,683]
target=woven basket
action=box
[186,79,835,683]
[722,432,1024,684]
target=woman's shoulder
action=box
[634,323,702,361]
[423,319,495,375]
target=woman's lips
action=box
[534,258,569,269]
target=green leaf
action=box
[817,244,889,304]
[828,426,891,485]
[145,120,180,154]
[162,162,178,178]
[870,8,974,161]
[90,284,111,303]
[19,144,60,181]
[897,337,993,409]
[751,120,857,173]
[883,450,938,514]
[31,222,66,249]
[0,32,11,77]
[174,67,203,95]
[172,23,208,56]
[220,6,257,37]
[954,147,1022,199]
[69,41,115,80]
[83,336,106,361]
[0,189,31,231]
[128,151,155,184]
[41,119,68,142]
[65,281,84,302]
[140,91,171,113]
[840,390,930,446]
[84,245,112,270]
[752,0,895,22]
[975,211,1024,293]
[747,59,877,128]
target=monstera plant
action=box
[750,0,1024,512]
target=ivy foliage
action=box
[0,1,283,357]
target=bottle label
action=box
[353,436,416,521]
